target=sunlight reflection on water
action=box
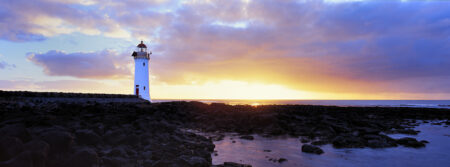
[212,123,450,167]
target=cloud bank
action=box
[27,50,132,79]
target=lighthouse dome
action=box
[137,41,147,48]
[136,41,148,53]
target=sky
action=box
[0,0,449,100]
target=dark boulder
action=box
[213,162,252,167]
[0,151,33,167]
[67,148,99,167]
[102,157,126,167]
[106,147,127,157]
[75,130,101,146]
[332,135,365,148]
[396,137,425,148]
[311,140,328,146]
[356,127,380,135]
[239,135,254,140]
[396,129,419,135]
[210,134,225,141]
[40,131,74,154]
[152,160,172,167]
[103,130,126,146]
[24,140,50,167]
[299,137,310,143]
[0,137,24,161]
[0,124,32,142]
[24,140,49,155]
[365,135,397,148]
[301,144,324,154]
[120,134,140,147]
[278,158,287,163]
[177,155,209,167]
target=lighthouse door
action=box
[135,85,139,96]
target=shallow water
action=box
[212,123,450,167]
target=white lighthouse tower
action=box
[132,41,151,101]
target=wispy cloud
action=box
[0,54,16,69]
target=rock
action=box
[332,135,365,148]
[365,135,397,148]
[396,129,419,135]
[103,130,126,146]
[420,140,429,144]
[140,133,152,146]
[0,136,24,161]
[120,134,140,147]
[220,162,252,167]
[40,131,74,154]
[75,130,101,145]
[263,149,271,152]
[102,157,126,167]
[0,124,32,142]
[178,156,209,167]
[106,147,127,157]
[367,139,393,148]
[311,140,328,146]
[152,160,172,167]
[67,148,99,167]
[143,160,154,167]
[0,151,33,167]
[362,134,382,140]
[278,158,287,163]
[24,140,50,156]
[24,140,50,167]
[301,144,324,154]
[300,137,310,143]
[210,134,225,141]
[125,148,136,157]
[239,135,254,140]
[142,150,152,158]
[357,127,380,135]
[396,137,425,148]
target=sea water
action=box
[211,123,450,167]
[153,100,450,109]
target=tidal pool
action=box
[212,123,450,167]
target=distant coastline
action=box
[3,90,450,109]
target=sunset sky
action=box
[0,0,449,100]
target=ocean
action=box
[152,100,450,109]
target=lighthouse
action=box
[132,41,151,101]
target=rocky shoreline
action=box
[0,91,449,167]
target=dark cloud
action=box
[27,50,132,79]
[0,79,118,93]
[0,60,15,69]
[1,0,450,95]
[146,0,450,94]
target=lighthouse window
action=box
[144,86,146,90]
[143,62,145,66]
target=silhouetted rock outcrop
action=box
[0,91,449,166]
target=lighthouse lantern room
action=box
[132,41,151,101]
